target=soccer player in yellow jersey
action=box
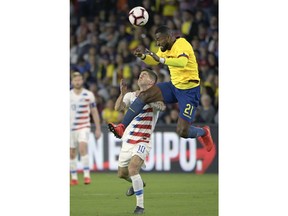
[108,26,213,152]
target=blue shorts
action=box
[157,82,200,123]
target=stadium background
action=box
[70,0,218,173]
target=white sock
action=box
[131,174,144,208]
[81,154,90,178]
[70,158,78,180]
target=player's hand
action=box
[120,79,128,95]
[149,101,166,111]
[95,129,102,140]
[145,48,160,62]
[134,48,145,58]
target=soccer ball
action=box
[128,6,149,26]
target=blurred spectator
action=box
[102,99,121,124]
[108,54,132,86]
[181,10,195,37]
[214,111,218,124]
[208,30,218,56]
[213,74,218,110]
[179,0,198,10]
[196,94,216,123]
[109,86,120,101]
[161,0,178,18]
[164,109,179,124]
[70,35,78,64]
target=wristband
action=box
[140,54,146,60]
[159,57,165,64]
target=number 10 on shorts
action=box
[137,145,146,154]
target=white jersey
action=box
[122,92,159,145]
[70,88,96,131]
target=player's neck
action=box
[139,85,151,92]
[168,37,176,50]
[73,88,83,95]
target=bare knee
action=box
[128,156,142,176]
[176,126,189,138]
[118,168,129,179]
[128,166,138,176]
[78,142,87,156]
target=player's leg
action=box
[118,141,132,182]
[118,142,144,197]
[78,141,90,184]
[118,166,132,183]
[177,114,214,152]
[108,82,176,138]
[70,147,78,185]
[70,131,78,185]
[118,158,145,196]
[129,143,151,214]
[176,86,214,152]
[129,155,145,214]
[78,128,91,184]
[176,117,205,138]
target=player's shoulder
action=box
[82,88,94,96]
[126,91,137,97]
[176,37,191,46]
[124,91,137,99]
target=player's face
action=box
[72,76,83,89]
[138,71,154,87]
[155,33,170,52]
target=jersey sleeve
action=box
[174,39,191,58]
[156,48,163,58]
[123,92,132,107]
[89,92,97,108]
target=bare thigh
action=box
[128,155,144,176]
[78,141,88,156]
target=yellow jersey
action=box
[144,38,200,90]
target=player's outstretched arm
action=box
[134,48,159,66]
[145,48,188,67]
[115,79,128,112]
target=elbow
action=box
[178,63,187,67]
[178,59,188,67]
[115,105,123,112]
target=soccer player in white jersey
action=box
[112,69,165,214]
[70,72,102,185]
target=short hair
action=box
[141,68,158,83]
[155,25,172,36]
[72,71,83,79]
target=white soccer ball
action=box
[128,6,149,26]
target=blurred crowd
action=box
[70,0,219,125]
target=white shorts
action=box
[118,142,151,168]
[70,128,90,148]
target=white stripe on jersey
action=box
[70,88,96,131]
